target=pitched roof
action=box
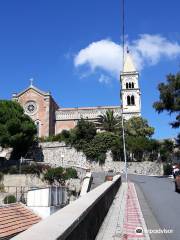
[14,84,50,97]
[0,203,41,239]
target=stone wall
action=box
[39,142,164,176]
[0,146,13,160]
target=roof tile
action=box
[0,203,41,238]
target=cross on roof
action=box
[29,78,34,87]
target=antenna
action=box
[122,0,125,69]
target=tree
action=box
[153,72,180,128]
[83,132,120,163]
[97,110,120,132]
[73,118,97,142]
[159,139,174,162]
[125,117,154,138]
[0,100,37,158]
[123,117,155,161]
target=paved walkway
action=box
[96,182,150,240]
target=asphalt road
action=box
[126,174,180,240]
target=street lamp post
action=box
[19,157,23,174]
[121,106,127,182]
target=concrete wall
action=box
[2,175,81,206]
[3,174,46,188]
[12,175,121,240]
[39,142,164,176]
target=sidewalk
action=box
[95,182,150,240]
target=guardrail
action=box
[12,175,121,240]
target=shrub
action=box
[43,167,65,185]
[20,163,50,176]
[65,168,78,179]
[4,195,16,204]
[1,163,50,176]
[43,167,78,185]
[8,166,19,174]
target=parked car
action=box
[175,170,180,192]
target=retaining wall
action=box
[39,142,163,175]
[12,175,121,240]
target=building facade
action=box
[12,52,141,137]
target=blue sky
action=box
[0,0,179,139]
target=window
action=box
[126,83,129,89]
[127,96,131,105]
[127,95,135,106]
[132,82,134,88]
[131,95,135,105]
[35,121,40,137]
[129,83,132,88]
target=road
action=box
[127,174,180,240]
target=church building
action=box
[12,52,141,137]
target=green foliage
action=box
[111,136,124,161]
[39,131,69,142]
[1,163,50,176]
[64,168,78,179]
[43,167,64,185]
[43,167,78,185]
[0,100,37,158]
[159,139,174,162]
[4,195,16,204]
[73,118,97,142]
[20,163,50,176]
[163,163,173,175]
[153,72,180,128]
[125,117,154,137]
[97,110,121,132]
[39,116,157,163]
[82,132,120,163]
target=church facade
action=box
[12,52,141,137]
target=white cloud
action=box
[74,39,123,77]
[132,34,180,65]
[74,34,180,80]
[98,74,111,84]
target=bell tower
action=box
[120,50,141,119]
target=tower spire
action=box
[123,51,136,72]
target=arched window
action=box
[131,95,135,105]
[132,82,134,88]
[35,120,41,137]
[129,82,132,88]
[127,96,131,105]
[126,83,128,89]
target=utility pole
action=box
[121,107,127,182]
[121,0,128,182]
